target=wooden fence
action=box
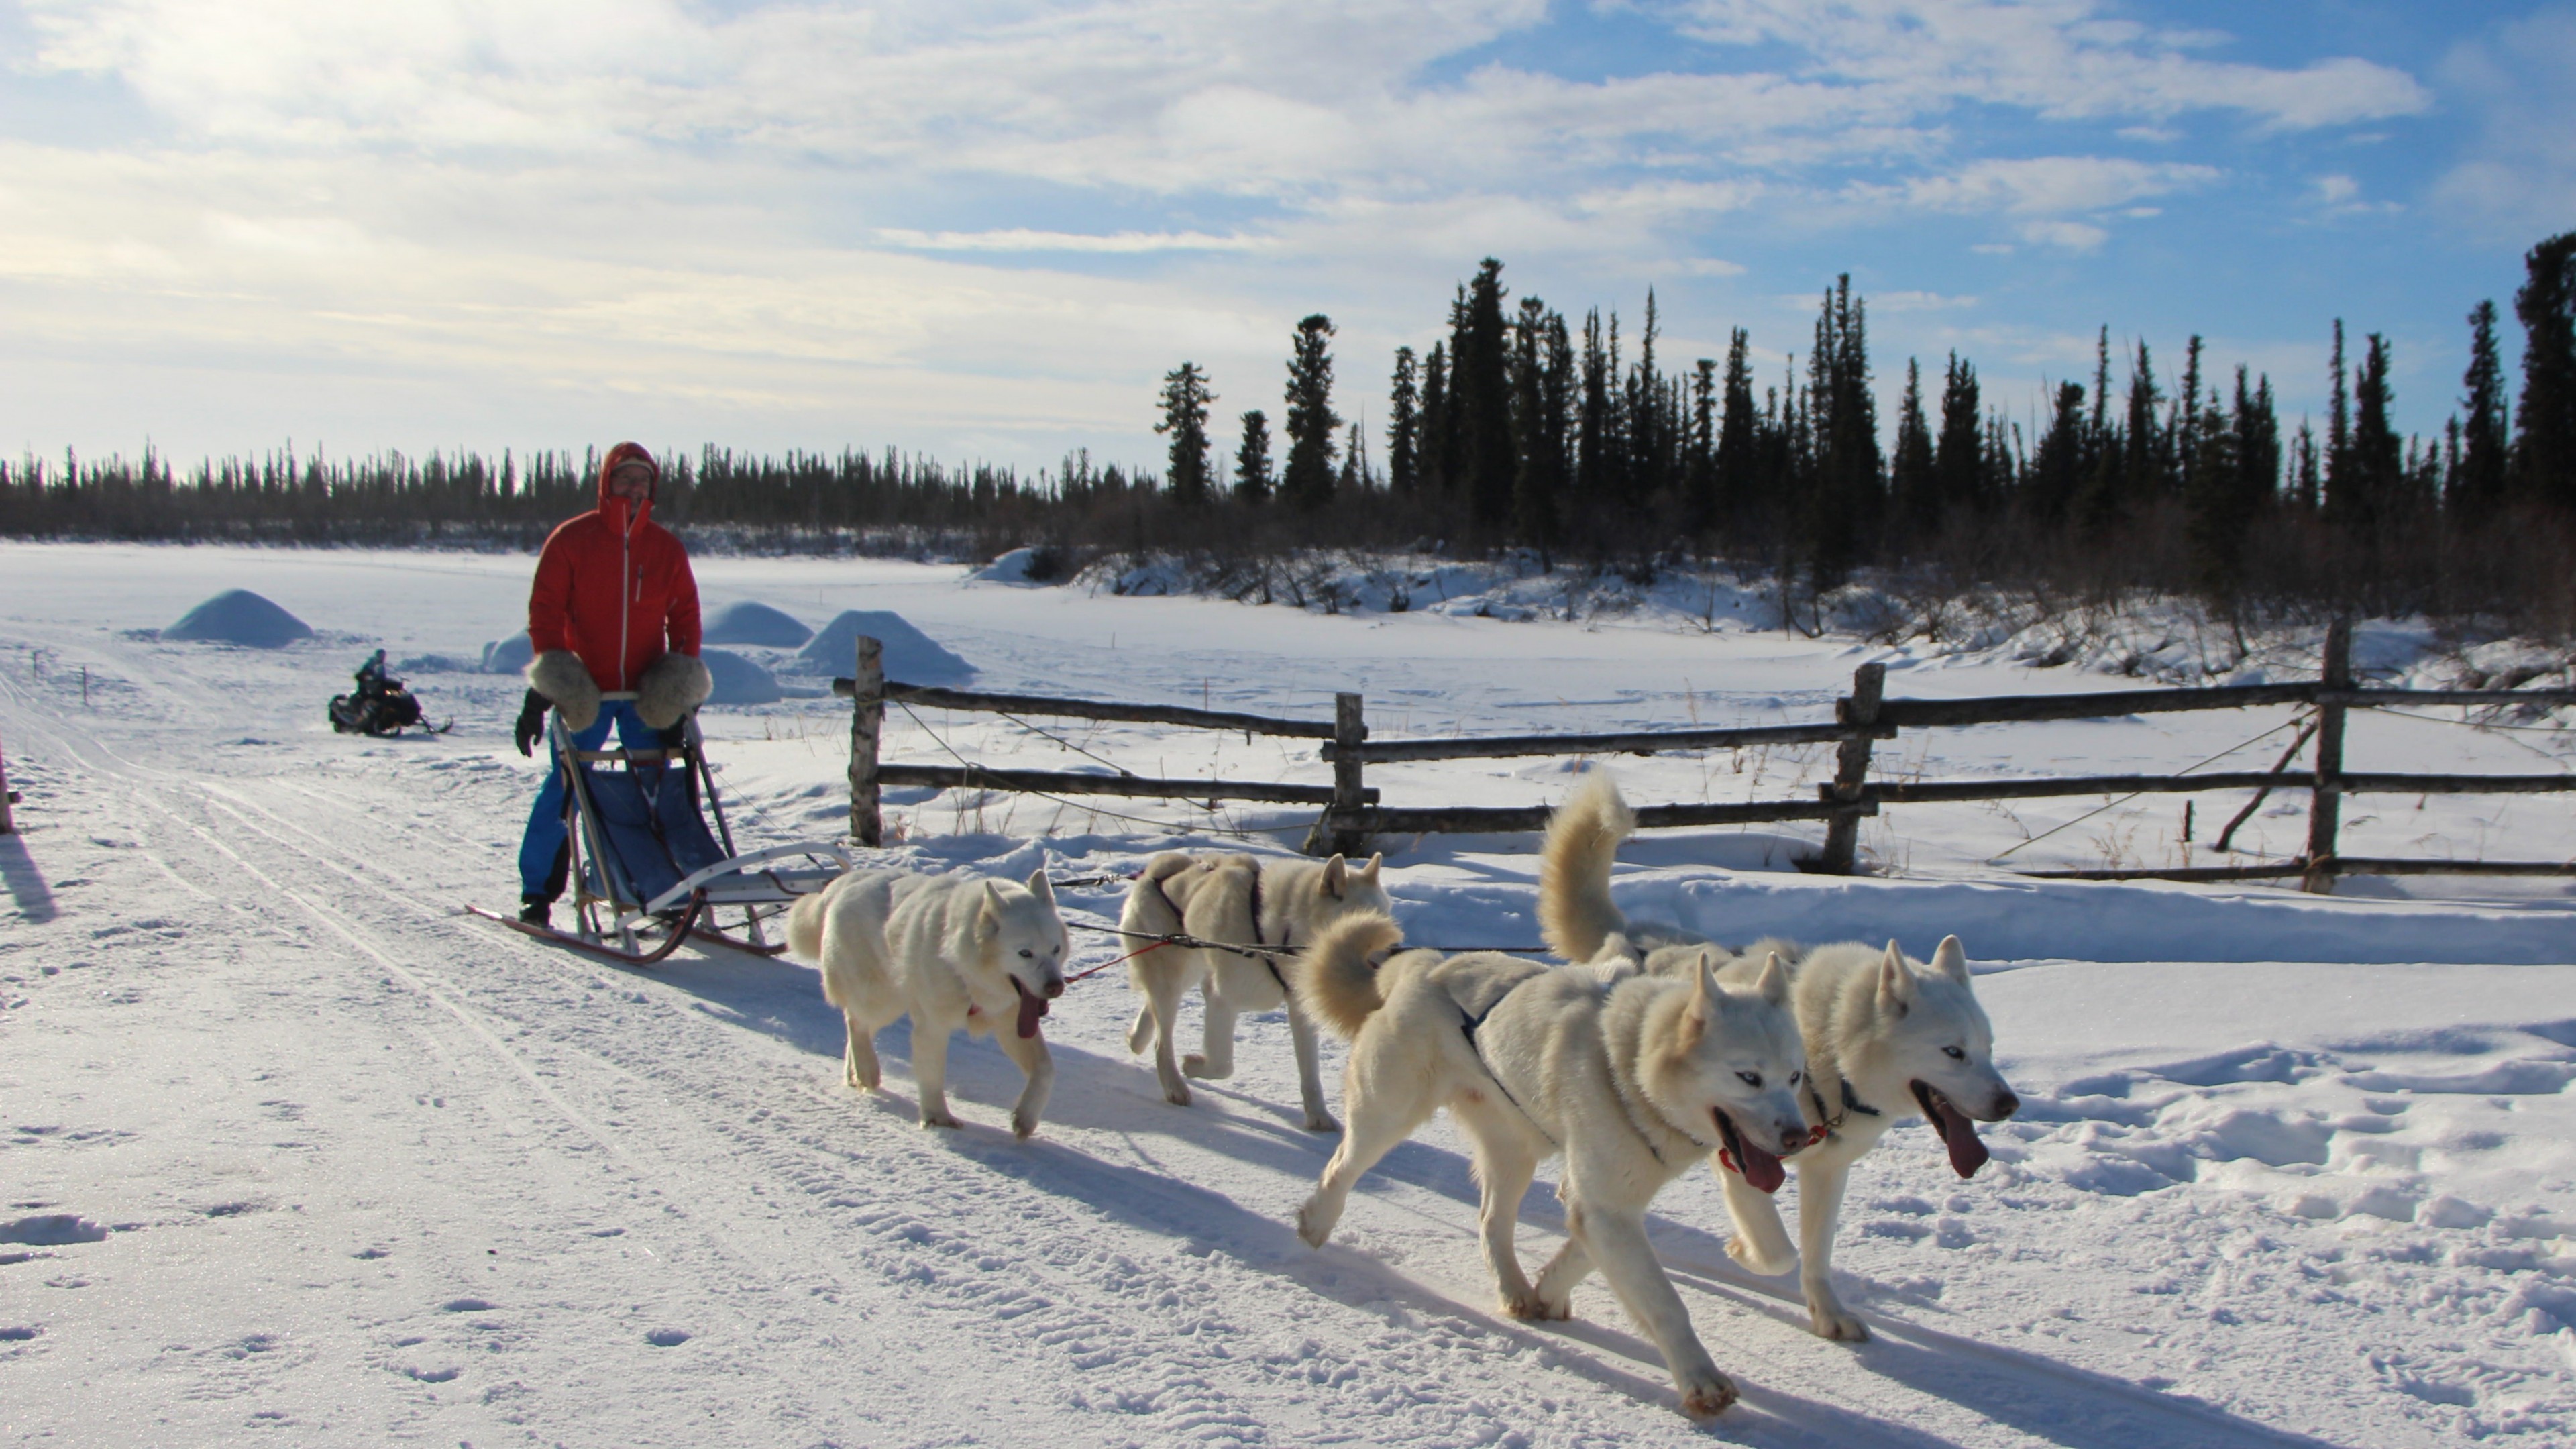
[834,621,2576,891]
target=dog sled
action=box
[469,712,847,966]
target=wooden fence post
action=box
[1817,661,1888,875]
[2303,619,2352,894]
[1309,692,1368,858]
[849,635,883,848]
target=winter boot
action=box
[519,895,553,928]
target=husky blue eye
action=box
[1943,1045,1966,1060]
[1737,1071,1762,1088]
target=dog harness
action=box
[1458,974,1558,1148]
[1146,861,1296,994]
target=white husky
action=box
[1293,912,1810,1419]
[1120,851,1388,1132]
[787,867,1070,1139]
[1540,772,2021,1342]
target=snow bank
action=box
[702,600,812,647]
[160,589,311,647]
[795,610,974,683]
[701,647,780,706]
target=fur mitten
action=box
[636,651,713,729]
[526,650,602,731]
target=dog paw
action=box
[919,1110,963,1131]
[1011,1110,1040,1140]
[1807,1299,1870,1342]
[1725,1236,1795,1277]
[1502,1290,1570,1322]
[1293,1197,1336,1248]
[1302,1110,1340,1134]
[1676,1370,1739,1419]
[1161,1082,1193,1107]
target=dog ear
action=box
[1754,950,1790,1006]
[1930,935,1970,983]
[1025,867,1054,903]
[1875,940,1913,1014]
[1358,852,1383,884]
[977,880,1005,939]
[1680,949,1722,1044]
[1323,854,1348,899]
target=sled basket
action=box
[478,712,845,965]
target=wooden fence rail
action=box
[833,622,2575,891]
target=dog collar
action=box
[1803,1077,1883,1146]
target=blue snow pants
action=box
[519,700,660,899]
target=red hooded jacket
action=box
[528,443,701,692]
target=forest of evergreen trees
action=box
[5,231,2572,633]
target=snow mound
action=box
[162,590,311,648]
[796,611,975,684]
[702,600,812,647]
[482,633,533,674]
[971,547,1064,586]
[702,648,781,706]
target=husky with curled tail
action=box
[1293,912,1810,1421]
[1539,772,2023,1342]
[1120,851,1387,1132]
[787,867,1069,1139]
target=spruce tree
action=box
[2326,319,2352,511]
[2123,341,2165,504]
[1890,358,1934,533]
[2459,299,2510,518]
[2512,231,2576,511]
[1509,296,1565,553]
[1154,361,1216,505]
[1685,357,1718,536]
[1420,341,1452,496]
[1935,351,1984,517]
[1626,290,1668,508]
[2345,333,2402,535]
[2031,381,2087,522]
[1387,346,1421,495]
[1234,410,1273,504]
[1281,315,1341,511]
[1715,329,1756,535]
[2186,384,2248,598]
[1575,309,1621,525]
[1460,260,1515,529]
[2292,419,2321,511]
[1805,276,1881,584]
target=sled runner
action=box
[469,712,847,966]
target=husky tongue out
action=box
[1714,1110,1786,1194]
[1911,1082,1990,1178]
[1011,978,1050,1040]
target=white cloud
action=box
[1892,156,2219,215]
[2430,8,2576,239]
[1651,0,2431,130]
[877,229,1265,254]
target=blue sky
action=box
[3,1,2571,477]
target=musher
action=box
[513,442,708,926]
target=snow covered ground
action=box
[3,540,2575,1447]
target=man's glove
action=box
[657,713,690,751]
[514,690,549,757]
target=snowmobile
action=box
[328,650,450,737]
[468,710,845,966]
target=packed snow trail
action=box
[6,545,2576,1446]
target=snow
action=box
[159,588,313,648]
[4,539,2576,1446]
[700,647,781,706]
[798,607,976,684]
[701,600,813,648]
[480,631,533,675]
